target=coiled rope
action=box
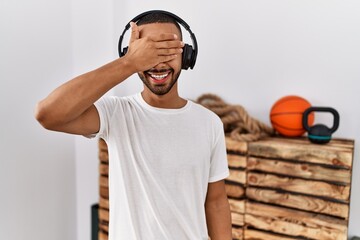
[197,94,275,142]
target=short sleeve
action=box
[208,119,229,183]
[84,96,118,140]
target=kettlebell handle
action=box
[302,107,340,133]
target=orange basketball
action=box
[270,96,314,137]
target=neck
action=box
[141,84,187,109]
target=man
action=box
[35,11,232,240]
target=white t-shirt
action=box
[93,93,229,240]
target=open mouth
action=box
[146,70,172,84]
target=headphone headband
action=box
[118,10,198,70]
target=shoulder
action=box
[190,101,223,126]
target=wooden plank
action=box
[228,154,247,168]
[244,229,299,240]
[100,187,109,199]
[246,187,349,219]
[99,151,109,163]
[247,172,350,202]
[99,221,109,233]
[248,138,353,169]
[99,138,108,151]
[227,169,246,185]
[258,136,354,150]
[229,199,245,214]
[226,137,248,154]
[245,202,348,240]
[98,231,108,240]
[99,197,109,210]
[247,157,351,184]
[225,184,245,198]
[99,208,109,222]
[231,212,244,226]
[99,163,109,176]
[100,176,108,188]
[232,227,243,240]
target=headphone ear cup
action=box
[182,44,193,70]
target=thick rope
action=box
[197,94,275,142]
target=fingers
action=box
[153,38,184,57]
[156,47,183,56]
[150,33,179,42]
[155,39,185,50]
[129,22,139,43]
[158,54,180,63]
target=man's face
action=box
[137,23,182,96]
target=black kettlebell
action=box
[302,107,340,144]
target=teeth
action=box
[150,73,168,79]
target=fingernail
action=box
[174,34,178,39]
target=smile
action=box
[150,73,169,80]
[146,71,171,84]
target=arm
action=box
[205,180,232,240]
[34,22,184,135]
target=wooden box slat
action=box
[229,199,245,214]
[100,186,109,199]
[99,138,108,150]
[99,176,108,188]
[246,187,349,219]
[99,197,109,210]
[247,137,354,169]
[99,208,109,222]
[245,202,347,240]
[99,163,108,176]
[232,227,243,240]
[231,212,244,227]
[99,151,109,163]
[244,229,300,240]
[226,137,248,154]
[228,169,246,185]
[98,231,108,240]
[99,221,109,233]
[227,154,247,168]
[247,172,350,202]
[247,157,351,184]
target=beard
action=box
[138,68,181,96]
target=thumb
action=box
[129,22,139,43]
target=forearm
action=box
[35,57,134,127]
[205,196,232,240]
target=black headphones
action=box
[118,10,198,70]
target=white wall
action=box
[0,0,76,239]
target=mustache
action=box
[146,68,173,73]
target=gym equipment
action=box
[302,107,340,144]
[270,95,314,137]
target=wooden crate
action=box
[98,136,355,240]
[227,136,354,240]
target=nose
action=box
[153,62,168,69]
[150,62,171,72]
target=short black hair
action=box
[136,12,182,38]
